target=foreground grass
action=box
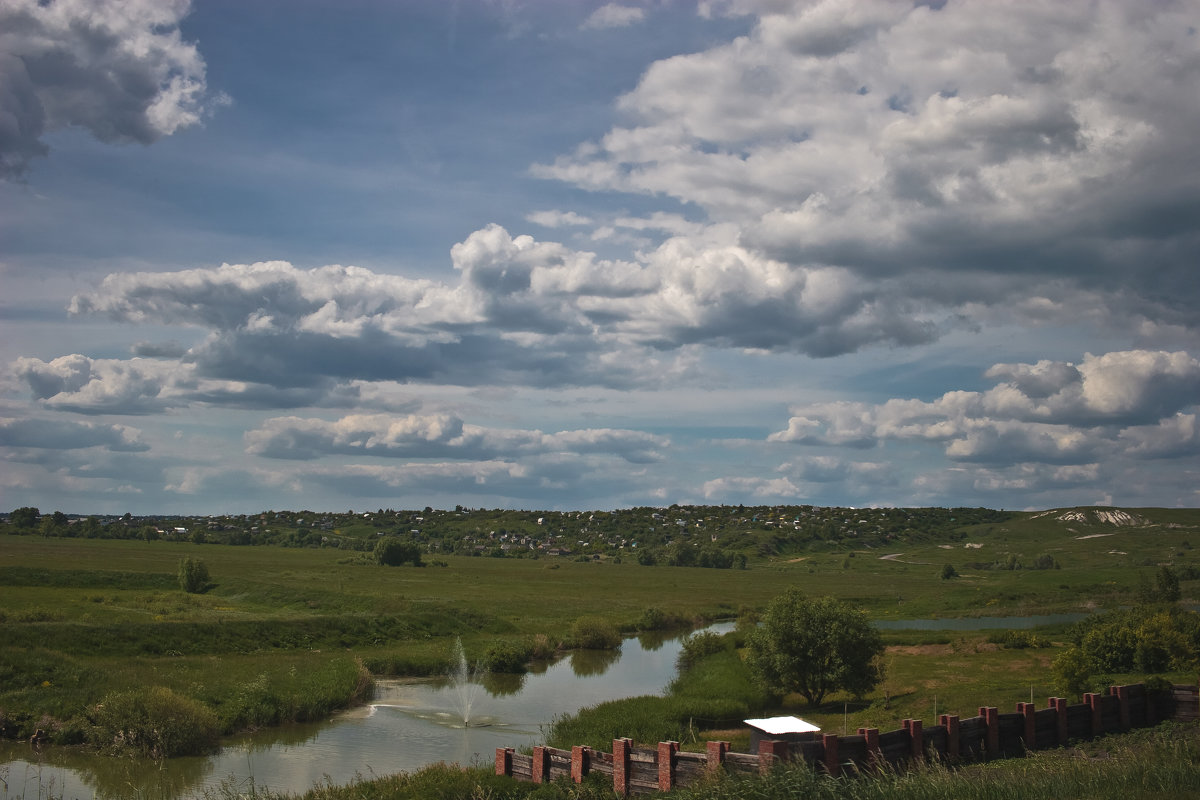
[195,722,1200,800]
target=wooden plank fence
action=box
[496,680,1200,794]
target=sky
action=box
[2,0,1199,515]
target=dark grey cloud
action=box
[0,416,147,451]
[0,0,221,179]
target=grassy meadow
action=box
[1,505,1198,764]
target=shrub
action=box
[177,557,210,593]
[483,640,532,673]
[987,630,1047,649]
[90,686,219,757]
[676,631,726,671]
[636,606,688,632]
[569,616,621,650]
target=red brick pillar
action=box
[758,739,789,774]
[531,746,550,783]
[980,707,999,757]
[706,740,729,775]
[571,746,590,783]
[903,719,923,761]
[1084,693,1103,736]
[1113,685,1131,731]
[613,738,631,797]
[495,747,513,776]
[658,741,679,791]
[1050,698,1069,745]
[858,727,881,770]
[821,733,840,777]
[938,715,959,761]
[1017,702,1036,750]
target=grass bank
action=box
[191,721,1200,800]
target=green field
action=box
[1,505,1198,760]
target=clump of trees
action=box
[745,589,885,706]
[1053,567,1198,698]
[375,536,423,566]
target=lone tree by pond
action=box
[746,589,885,706]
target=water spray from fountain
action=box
[449,637,487,727]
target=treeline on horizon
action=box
[5,503,1012,569]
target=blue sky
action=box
[2,0,1199,515]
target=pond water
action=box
[0,626,728,800]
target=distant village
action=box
[4,505,1011,567]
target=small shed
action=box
[744,716,821,754]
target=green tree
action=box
[9,506,39,529]
[178,557,210,593]
[375,536,423,566]
[1052,646,1097,700]
[940,563,958,580]
[745,590,885,706]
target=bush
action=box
[987,630,1048,649]
[177,557,210,593]
[676,631,726,671]
[483,640,533,673]
[569,616,622,650]
[90,686,219,757]
[636,606,688,632]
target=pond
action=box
[0,626,729,800]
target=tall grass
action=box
[665,722,1200,800]
[194,722,1200,800]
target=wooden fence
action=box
[496,681,1200,795]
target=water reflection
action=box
[569,647,622,677]
[636,629,672,651]
[481,671,526,697]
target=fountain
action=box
[449,638,486,727]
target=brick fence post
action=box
[938,715,959,762]
[531,746,550,783]
[1016,702,1036,750]
[658,741,679,791]
[903,719,923,761]
[858,727,881,771]
[758,739,789,774]
[1113,685,1132,731]
[706,740,729,775]
[980,707,999,757]
[613,738,631,797]
[822,733,840,777]
[1050,698,1069,746]
[571,746,590,783]
[1084,693,1103,736]
[495,747,513,777]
